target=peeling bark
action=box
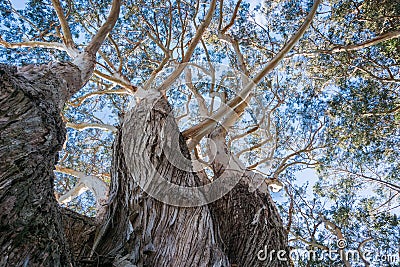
[93,97,229,266]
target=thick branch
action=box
[51,0,75,49]
[72,0,121,84]
[55,166,109,210]
[69,88,130,107]
[93,70,136,92]
[0,37,67,52]
[221,0,242,34]
[58,182,89,204]
[252,0,320,84]
[85,0,121,55]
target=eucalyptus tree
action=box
[0,0,323,265]
[1,0,399,266]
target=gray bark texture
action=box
[210,180,290,267]
[93,96,289,266]
[93,97,230,266]
[0,63,91,266]
[208,130,290,267]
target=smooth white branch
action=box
[66,122,117,132]
[55,166,109,211]
[183,0,321,143]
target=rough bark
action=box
[0,63,84,266]
[207,130,290,267]
[93,96,229,266]
[210,180,290,267]
[61,209,97,264]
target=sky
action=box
[10,0,26,10]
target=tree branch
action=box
[157,0,217,90]
[332,30,400,53]
[93,70,136,92]
[361,105,400,117]
[336,168,400,192]
[320,216,352,267]
[51,0,75,49]
[58,181,88,204]
[251,0,321,85]
[66,122,117,132]
[85,0,121,55]
[182,0,321,141]
[0,37,67,52]
[55,166,109,211]
[220,0,242,34]
[293,30,400,57]
[72,0,121,84]
[68,88,129,107]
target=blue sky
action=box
[10,0,26,10]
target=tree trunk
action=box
[209,180,290,266]
[0,63,84,266]
[61,209,97,265]
[207,129,290,267]
[93,95,289,266]
[93,96,229,266]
